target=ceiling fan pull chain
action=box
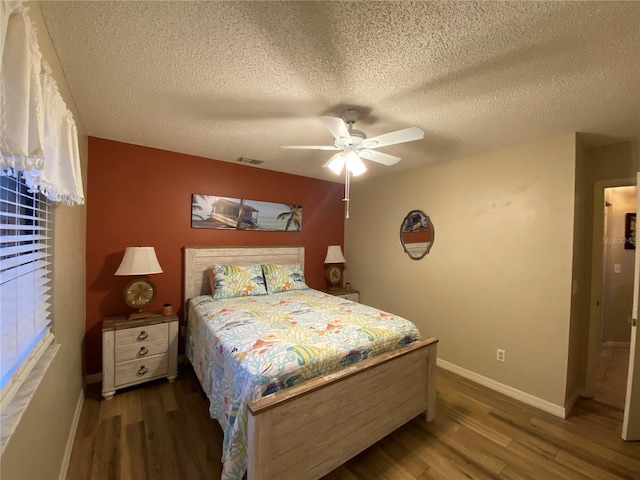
[344,169,351,219]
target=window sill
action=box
[0,343,60,454]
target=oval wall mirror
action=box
[400,210,434,260]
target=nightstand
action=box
[324,288,360,303]
[102,313,179,400]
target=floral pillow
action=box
[212,264,267,299]
[262,263,308,294]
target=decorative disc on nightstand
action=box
[325,264,343,290]
[123,277,157,308]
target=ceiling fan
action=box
[281,108,424,218]
[281,108,424,176]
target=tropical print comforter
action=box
[185,288,420,480]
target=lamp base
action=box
[325,264,344,290]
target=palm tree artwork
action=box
[191,194,212,221]
[277,204,302,231]
[191,195,302,231]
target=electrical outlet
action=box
[496,348,505,362]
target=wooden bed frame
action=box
[183,246,438,480]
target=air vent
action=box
[236,157,264,165]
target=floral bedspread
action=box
[185,288,420,480]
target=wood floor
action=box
[67,366,640,480]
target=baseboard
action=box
[437,359,567,418]
[59,388,84,480]
[579,384,594,399]
[564,388,582,415]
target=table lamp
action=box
[324,245,346,290]
[115,246,163,320]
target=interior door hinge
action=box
[633,318,638,327]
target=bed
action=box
[183,246,438,480]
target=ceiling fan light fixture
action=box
[281,108,424,219]
[346,152,366,176]
[326,154,346,175]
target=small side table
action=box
[102,313,179,400]
[323,288,360,303]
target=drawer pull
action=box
[138,346,148,357]
[137,331,148,341]
[137,366,148,376]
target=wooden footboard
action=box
[246,337,438,480]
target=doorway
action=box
[586,181,637,411]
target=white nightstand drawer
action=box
[102,314,179,400]
[115,336,168,362]
[115,354,168,386]
[115,322,167,346]
[323,288,359,303]
[341,292,359,302]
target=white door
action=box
[622,172,640,440]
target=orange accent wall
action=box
[86,137,345,375]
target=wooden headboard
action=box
[183,246,305,302]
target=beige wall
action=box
[587,141,638,181]
[602,186,636,344]
[0,2,87,479]
[346,134,577,408]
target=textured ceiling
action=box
[39,1,640,182]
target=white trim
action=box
[437,359,567,418]
[58,388,84,480]
[0,343,60,454]
[565,388,581,415]
[1,331,54,413]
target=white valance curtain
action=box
[0,0,84,206]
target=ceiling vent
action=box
[236,156,264,165]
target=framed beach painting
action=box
[191,194,302,231]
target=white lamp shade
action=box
[114,247,163,275]
[325,154,345,175]
[346,153,367,176]
[324,245,346,264]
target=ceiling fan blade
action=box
[280,145,340,150]
[361,127,424,149]
[320,116,352,142]
[359,149,401,166]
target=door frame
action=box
[622,172,640,440]
[585,177,636,397]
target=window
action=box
[0,172,54,407]
[0,1,82,452]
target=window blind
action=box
[0,172,53,397]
